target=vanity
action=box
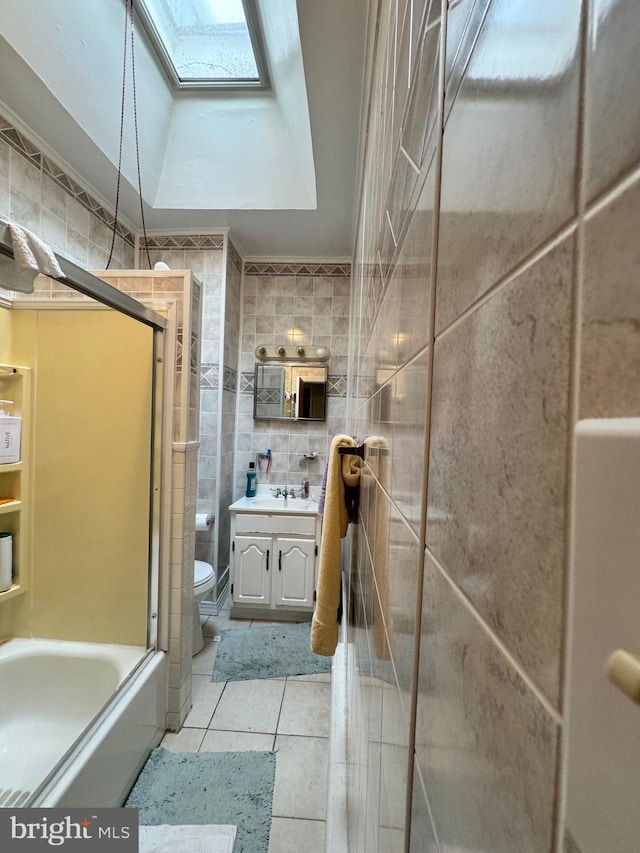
[228,490,321,620]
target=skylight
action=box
[136,0,269,89]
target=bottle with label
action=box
[245,461,257,498]
[0,401,21,464]
[0,533,12,592]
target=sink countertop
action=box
[229,495,319,515]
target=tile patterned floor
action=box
[160,607,331,853]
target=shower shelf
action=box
[0,363,31,603]
[0,583,25,602]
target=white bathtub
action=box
[0,638,167,808]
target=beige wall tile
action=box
[416,554,559,853]
[586,0,640,200]
[427,237,574,703]
[408,760,438,853]
[580,175,640,417]
[435,0,581,332]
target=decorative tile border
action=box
[228,240,242,272]
[0,114,136,247]
[240,372,255,395]
[200,365,237,391]
[142,235,224,250]
[244,261,351,277]
[239,372,347,397]
[200,364,219,388]
[327,374,348,397]
[176,328,183,372]
[223,365,237,393]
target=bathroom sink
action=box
[229,495,318,514]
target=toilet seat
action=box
[193,560,216,656]
[194,559,214,591]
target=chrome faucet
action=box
[270,487,283,498]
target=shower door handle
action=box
[607,649,640,705]
[266,549,269,572]
[279,550,282,571]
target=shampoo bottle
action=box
[246,461,257,498]
[0,401,21,464]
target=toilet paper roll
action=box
[0,533,12,592]
[196,513,214,532]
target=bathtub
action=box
[0,638,167,808]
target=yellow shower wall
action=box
[12,308,153,645]
[0,304,11,361]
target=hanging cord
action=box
[129,0,152,269]
[107,0,152,270]
[106,0,129,269]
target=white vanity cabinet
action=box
[229,504,321,619]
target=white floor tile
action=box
[287,672,332,683]
[183,675,225,728]
[268,817,325,853]
[272,734,329,820]
[191,638,218,676]
[160,727,205,753]
[205,611,252,637]
[209,679,285,733]
[278,680,332,738]
[200,729,275,752]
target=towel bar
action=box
[338,443,388,458]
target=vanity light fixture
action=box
[255,345,331,362]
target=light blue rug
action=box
[212,621,332,682]
[125,748,275,853]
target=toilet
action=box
[193,560,216,655]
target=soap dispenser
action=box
[0,401,21,464]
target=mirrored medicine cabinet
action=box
[253,363,328,421]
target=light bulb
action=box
[315,347,328,360]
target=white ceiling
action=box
[0,0,369,259]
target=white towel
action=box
[139,824,237,853]
[2,222,65,293]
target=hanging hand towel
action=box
[311,434,361,656]
[1,222,65,293]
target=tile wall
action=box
[142,236,241,604]
[216,245,242,587]
[236,263,351,499]
[0,113,136,269]
[347,1,640,852]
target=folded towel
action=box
[2,222,65,293]
[311,434,361,656]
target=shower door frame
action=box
[0,224,168,652]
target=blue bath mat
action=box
[212,621,332,682]
[125,747,275,853]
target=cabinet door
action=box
[233,536,272,606]
[274,537,316,609]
